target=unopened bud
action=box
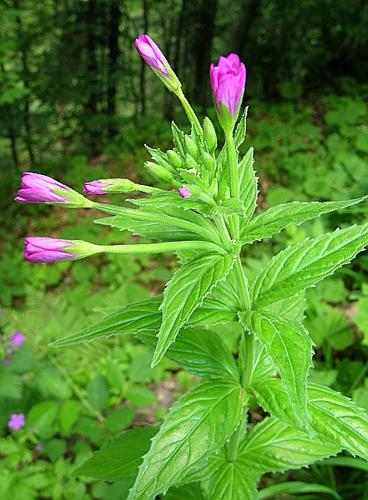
[145,161,174,183]
[167,150,183,169]
[203,117,217,152]
[202,152,216,173]
[184,136,199,158]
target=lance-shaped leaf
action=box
[239,416,339,474]
[50,297,162,347]
[139,327,239,382]
[75,427,156,481]
[128,380,245,499]
[238,147,257,223]
[242,311,313,425]
[242,197,366,244]
[96,205,220,245]
[252,379,368,460]
[152,252,234,366]
[252,224,368,308]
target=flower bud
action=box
[184,135,199,158]
[185,155,197,170]
[145,161,175,184]
[203,117,217,152]
[134,34,181,93]
[178,186,192,198]
[15,172,93,208]
[24,237,98,263]
[167,150,183,169]
[210,53,246,133]
[84,179,136,195]
[202,152,216,173]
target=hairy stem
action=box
[176,88,203,135]
[225,131,240,239]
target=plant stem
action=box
[176,88,203,135]
[98,240,226,255]
[225,131,240,239]
[226,422,243,462]
[234,255,251,310]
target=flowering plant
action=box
[17,34,368,499]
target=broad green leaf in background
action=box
[241,197,366,244]
[252,224,368,308]
[128,380,244,500]
[75,427,156,481]
[50,297,161,347]
[242,311,313,424]
[139,327,239,382]
[152,252,235,366]
[163,483,205,500]
[238,147,257,223]
[253,379,368,459]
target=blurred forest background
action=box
[1,1,368,498]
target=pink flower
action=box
[15,172,71,204]
[134,34,168,75]
[83,181,110,195]
[24,237,75,263]
[8,413,25,431]
[10,332,25,347]
[178,187,192,198]
[210,53,246,117]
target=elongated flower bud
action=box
[15,172,93,208]
[24,237,98,263]
[135,34,181,92]
[203,117,217,152]
[210,53,246,132]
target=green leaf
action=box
[163,483,205,500]
[239,416,339,473]
[189,297,238,325]
[128,380,245,499]
[75,427,156,480]
[234,107,248,148]
[203,453,260,500]
[252,379,368,460]
[242,311,313,424]
[266,292,306,323]
[238,147,257,223]
[242,197,366,244]
[139,327,239,382]
[152,252,234,366]
[96,206,220,244]
[105,408,136,432]
[50,297,161,347]
[252,224,368,308]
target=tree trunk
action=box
[229,0,260,58]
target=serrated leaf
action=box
[203,452,260,500]
[50,297,161,347]
[139,327,239,382]
[252,224,368,308]
[239,147,257,222]
[213,198,244,216]
[266,292,306,323]
[189,297,238,325]
[128,380,244,499]
[241,197,366,244]
[95,206,219,244]
[242,311,313,424]
[234,107,248,148]
[239,416,339,474]
[75,427,156,480]
[252,379,368,460]
[152,252,235,366]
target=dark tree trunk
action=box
[13,0,35,164]
[229,0,260,58]
[191,0,218,109]
[139,0,149,114]
[107,0,122,137]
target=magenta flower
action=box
[83,181,110,195]
[15,172,71,204]
[178,187,192,198]
[10,331,25,347]
[8,413,25,431]
[135,34,168,75]
[210,53,246,118]
[24,237,75,263]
